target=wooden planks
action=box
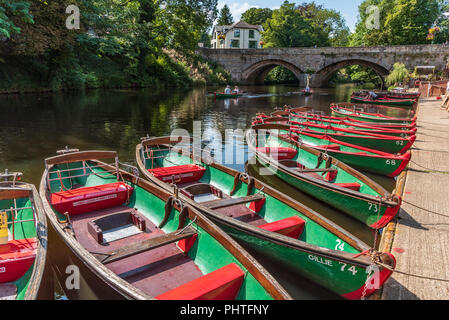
[381,99,449,300]
[203,195,265,210]
[95,227,196,265]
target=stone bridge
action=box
[198,45,449,87]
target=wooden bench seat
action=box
[202,194,265,210]
[95,227,197,265]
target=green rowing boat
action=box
[331,104,417,125]
[214,92,243,99]
[246,125,402,229]
[40,150,289,300]
[251,117,411,177]
[0,170,48,300]
[136,136,397,299]
[350,95,416,107]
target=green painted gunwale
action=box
[0,182,46,300]
[350,96,416,107]
[45,160,278,300]
[136,139,396,298]
[331,106,416,125]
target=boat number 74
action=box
[339,262,358,275]
[335,239,345,251]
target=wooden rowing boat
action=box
[246,125,402,229]
[353,91,421,100]
[350,94,416,107]
[331,104,417,125]
[253,116,415,154]
[251,117,411,177]
[214,92,243,99]
[0,170,48,300]
[39,150,290,300]
[288,112,417,137]
[135,137,397,299]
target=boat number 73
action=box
[339,262,358,276]
[368,202,379,212]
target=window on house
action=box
[231,40,240,48]
[249,41,257,49]
[234,29,240,38]
[249,30,255,39]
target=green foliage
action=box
[386,63,411,85]
[0,1,33,38]
[264,66,298,84]
[0,0,223,92]
[241,8,273,25]
[217,4,233,25]
[350,0,444,46]
[262,1,349,48]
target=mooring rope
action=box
[401,199,449,219]
[409,160,449,174]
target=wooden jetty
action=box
[379,97,449,300]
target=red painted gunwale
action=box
[341,253,396,300]
[331,105,417,123]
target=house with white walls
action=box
[211,21,263,49]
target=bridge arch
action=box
[241,59,304,85]
[314,59,390,88]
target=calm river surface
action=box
[0,83,411,299]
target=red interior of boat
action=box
[0,238,37,283]
[148,164,206,184]
[258,216,305,239]
[256,147,298,160]
[50,182,134,216]
[155,263,245,300]
[317,144,341,151]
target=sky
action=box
[217,0,364,32]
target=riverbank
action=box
[0,52,231,95]
[379,98,449,300]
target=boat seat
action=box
[202,194,266,210]
[88,210,146,244]
[0,238,37,283]
[280,160,338,182]
[334,183,361,192]
[148,165,206,184]
[256,147,297,160]
[0,283,17,300]
[95,227,197,265]
[317,144,341,151]
[50,182,134,216]
[258,217,305,239]
[181,183,225,202]
[155,263,244,300]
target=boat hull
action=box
[351,96,416,107]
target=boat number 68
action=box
[386,159,396,165]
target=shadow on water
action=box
[0,83,400,299]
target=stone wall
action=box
[198,45,449,87]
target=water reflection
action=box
[0,83,398,299]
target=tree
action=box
[386,63,411,86]
[351,0,443,46]
[241,8,272,25]
[0,1,33,39]
[263,1,316,48]
[217,4,233,25]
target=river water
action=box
[0,83,411,299]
